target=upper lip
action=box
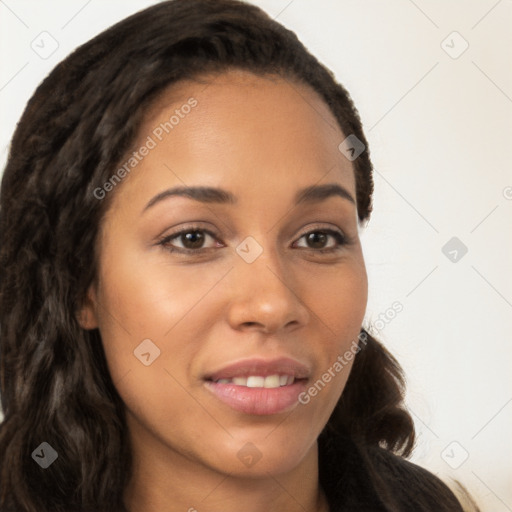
[204,357,311,381]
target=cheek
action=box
[93,257,220,433]
[323,272,367,328]
[94,241,235,387]
[301,258,367,408]
[307,255,368,341]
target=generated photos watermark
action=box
[93,97,198,200]
[298,301,403,405]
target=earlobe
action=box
[76,286,99,330]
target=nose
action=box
[226,246,310,335]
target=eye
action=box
[293,229,349,253]
[158,226,221,253]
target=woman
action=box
[0,1,479,511]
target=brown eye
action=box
[179,231,207,249]
[305,232,328,249]
[295,229,347,252]
[158,227,220,253]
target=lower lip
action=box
[204,380,308,415]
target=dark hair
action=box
[0,1,473,511]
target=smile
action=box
[213,374,295,388]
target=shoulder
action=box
[363,444,465,512]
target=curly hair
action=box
[0,1,462,510]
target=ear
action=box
[76,283,99,330]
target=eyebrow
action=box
[143,182,355,213]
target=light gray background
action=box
[1,1,511,510]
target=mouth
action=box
[203,357,310,415]
[209,374,298,388]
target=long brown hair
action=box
[0,1,467,510]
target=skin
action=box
[79,69,368,512]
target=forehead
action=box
[109,69,355,213]
[145,69,348,153]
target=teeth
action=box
[247,376,265,388]
[262,375,280,388]
[215,374,295,388]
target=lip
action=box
[204,380,308,415]
[203,357,311,415]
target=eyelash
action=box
[157,225,352,256]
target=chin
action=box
[209,430,317,477]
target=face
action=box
[80,69,368,479]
